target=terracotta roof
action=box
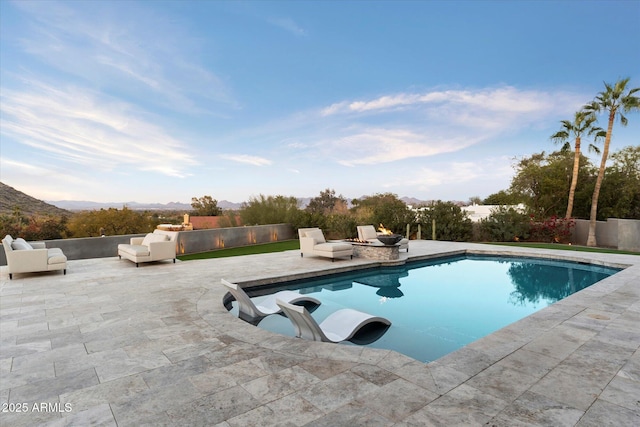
[190,215,242,229]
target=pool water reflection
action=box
[232,255,620,362]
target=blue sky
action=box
[1,0,639,205]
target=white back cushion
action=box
[359,226,378,240]
[142,233,168,247]
[306,229,326,243]
[11,238,33,250]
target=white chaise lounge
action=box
[117,230,177,267]
[2,235,67,280]
[357,225,409,252]
[221,279,321,321]
[298,227,353,261]
[276,299,391,343]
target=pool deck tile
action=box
[1,240,639,426]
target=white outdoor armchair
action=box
[2,235,67,280]
[117,230,177,267]
[298,228,353,261]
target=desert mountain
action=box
[0,182,71,217]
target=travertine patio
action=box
[1,241,639,426]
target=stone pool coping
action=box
[1,240,638,426]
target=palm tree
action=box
[550,111,604,219]
[583,78,640,246]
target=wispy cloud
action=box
[326,129,481,166]
[192,85,586,175]
[321,92,446,116]
[0,79,198,177]
[0,157,96,200]
[322,86,579,117]
[267,16,307,36]
[1,158,56,177]
[380,157,516,196]
[10,0,236,115]
[219,154,272,166]
[304,86,585,166]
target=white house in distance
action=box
[461,203,527,222]
[405,203,526,223]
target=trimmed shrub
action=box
[417,201,473,242]
[478,206,530,242]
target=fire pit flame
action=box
[377,224,402,245]
[378,224,393,235]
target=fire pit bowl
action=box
[377,234,403,246]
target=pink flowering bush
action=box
[528,215,575,243]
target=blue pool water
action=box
[234,255,620,362]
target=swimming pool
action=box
[231,255,621,362]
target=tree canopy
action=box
[191,195,222,216]
[239,195,302,226]
[503,145,640,221]
[597,145,640,219]
[350,193,414,234]
[306,188,348,215]
[508,150,595,218]
[66,207,159,237]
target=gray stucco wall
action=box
[572,218,640,251]
[174,224,293,255]
[616,219,640,252]
[1,224,295,265]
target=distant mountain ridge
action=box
[47,199,244,211]
[49,196,438,211]
[1,181,441,215]
[0,182,71,216]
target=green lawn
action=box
[177,240,300,260]
[484,242,639,256]
[177,239,638,261]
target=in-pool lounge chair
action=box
[221,279,321,321]
[276,299,391,343]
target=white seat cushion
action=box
[118,245,150,257]
[314,242,352,253]
[48,251,67,264]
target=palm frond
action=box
[550,130,569,142]
[587,143,601,155]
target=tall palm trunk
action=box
[586,111,615,246]
[565,136,581,219]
